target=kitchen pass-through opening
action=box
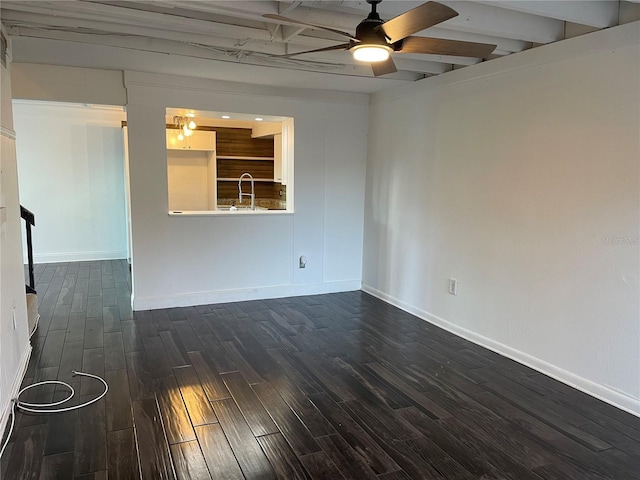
[165,107,294,215]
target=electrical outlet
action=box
[448,279,458,296]
[299,256,307,269]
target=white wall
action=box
[363,22,640,415]
[125,72,368,309]
[0,25,31,442]
[11,63,126,106]
[13,101,128,263]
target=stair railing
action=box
[20,205,36,294]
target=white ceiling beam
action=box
[282,26,306,43]
[266,22,281,41]
[6,23,448,76]
[137,0,352,43]
[4,26,328,69]
[215,0,565,44]
[139,0,363,30]
[2,11,280,53]
[475,1,619,29]
[421,27,531,53]
[1,2,524,70]
[436,1,565,43]
[8,27,424,81]
[279,2,303,15]
[1,9,349,52]
[1,7,356,51]
[217,0,557,46]
[143,1,282,21]
[398,51,481,66]
[2,11,349,57]
[5,0,566,46]
[2,1,360,48]
[1,1,276,40]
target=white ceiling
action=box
[2,1,639,93]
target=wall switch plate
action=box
[299,256,307,269]
[448,279,458,296]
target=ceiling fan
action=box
[264,0,497,76]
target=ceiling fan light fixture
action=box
[352,44,392,62]
[262,1,495,77]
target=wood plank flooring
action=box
[2,260,639,479]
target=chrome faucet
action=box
[238,172,255,210]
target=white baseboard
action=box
[0,344,32,441]
[28,251,127,264]
[362,284,640,418]
[133,279,362,310]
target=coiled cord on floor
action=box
[0,371,108,459]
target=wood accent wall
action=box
[217,181,285,200]
[217,159,274,179]
[166,125,273,157]
[215,127,273,157]
[211,127,279,202]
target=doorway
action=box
[13,101,130,268]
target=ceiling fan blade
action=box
[398,36,496,58]
[263,14,356,40]
[276,43,351,58]
[379,2,458,44]
[371,57,397,77]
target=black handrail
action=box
[20,205,36,294]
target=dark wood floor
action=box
[2,260,639,479]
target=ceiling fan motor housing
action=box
[356,10,388,46]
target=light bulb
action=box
[188,120,196,130]
[183,125,190,134]
[184,128,193,137]
[352,44,391,62]
[177,133,184,141]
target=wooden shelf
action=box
[217,156,274,161]
[217,178,274,182]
